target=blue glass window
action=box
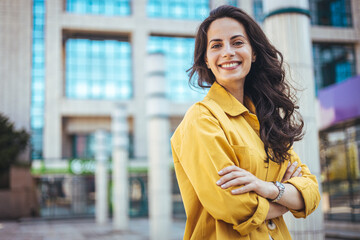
[312,43,356,93]
[66,0,131,16]
[148,36,206,102]
[227,0,238,7]
[309,0,352,27]
[65,38,132,100]
[253,0,263,23]
[31,0,46,159]
[147,0,209,20]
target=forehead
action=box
[207,17,247,40]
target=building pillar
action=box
[210,0,227,10]
[146,53,172,240]
[239,0,253,17]
[112,105,129,231]
[44,0,63,161]
[132,1,148,160]
[95,129,108,224]
[263,1,324,239]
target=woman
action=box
[171,5,320,240]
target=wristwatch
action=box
[271,181,285,202]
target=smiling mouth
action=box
[219,62,241,68]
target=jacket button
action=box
[267,220,276,230]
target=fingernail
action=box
[221,184,226,188]
[294,162,298,166]
[231,189,237,194]
[216,180,221,185]
[218,170,223,174]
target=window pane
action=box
[31,0,46,159]
[147,0,209,20]
[309,0,352,27]
[65,38,132,100]
[66,0,131,16]
[312,43,356,94]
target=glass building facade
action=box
[313,43,356,93]
[147,0,209,20]
[148,36,207,102]
[66,0,131,16]
[309,0,352,27]
[226,0,238,7]
[65,38,132,100]
[253,0,264,23]
[31,0,46,159]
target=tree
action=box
[0,113,30,172]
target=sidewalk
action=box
[325,220,360,240]
[0,218,185,240]
[1,218,359,240]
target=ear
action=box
[204,57,210,69]
[252,53,256,63]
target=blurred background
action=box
[0,0,359,239]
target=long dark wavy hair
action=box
[188,5,304,164]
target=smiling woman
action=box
[171,5,320,240]
[205,17,255,104]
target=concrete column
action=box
[44,0,63,160]
[0,0,32,162]
[132,0,148,160]
[210,0,227,10]
[112,104,129,231]
[95,130,108,224]
[355,43,360,74]
[146,53,172,240]
[263,1,324,239]
[239,0,253,17]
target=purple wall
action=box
[318,75,360,130]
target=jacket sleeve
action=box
[284,150,321,218]
[171,105,269,236]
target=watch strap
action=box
[271,181,285,203]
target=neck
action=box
[217,81,245,104]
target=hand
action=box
[281,161,302,182]
[216,165,272,198]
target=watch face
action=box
[276,181,285,190]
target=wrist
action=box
[268,181,280,200]
[271,181,285,202]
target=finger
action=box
[218,165,241,176]
[231,183,256,195]
[282,162,298,181]
[216,171,244,186]
[291,167,302,178]
[220,176,249,189]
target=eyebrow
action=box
[208,34,245,44]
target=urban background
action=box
[0,0,359,239]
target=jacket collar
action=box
[205,81,256,117]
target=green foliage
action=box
[0,113,30,171]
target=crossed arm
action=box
[216,162,305,220]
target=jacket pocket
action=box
[231,145,255,173]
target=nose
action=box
[222,43,235,58]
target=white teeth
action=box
[221,62,239,68]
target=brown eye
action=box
[234,41,243,46]
[211,43,221,49]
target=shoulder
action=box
[171,101,219,145]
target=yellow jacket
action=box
[171,82,321,239]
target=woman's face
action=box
[205,17,255,88]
